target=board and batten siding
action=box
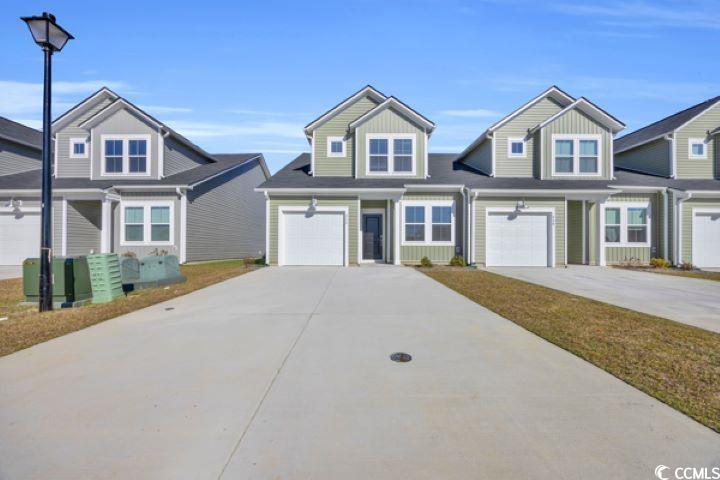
[55,96,114,178]
[679,197,720,264]
[267,196,359,264]
[186,161,266,262]
[65,200,102,256]
[494,97,564,178]
[567,200,584,264]
[313,96,378,177]
[112,192,182,258]
[675,103,720,178]
[164,137,211,177]
[355,108,427,179]
[541,108,613,180]
[474,196,565,266]
[463,138,492,175]
[0,139,40,176]
[400,193,463,264]
[604,192,662,265]
[615,138,671,177]
[90,109,160,180]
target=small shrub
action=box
[449,255,466,267]
[253,257,266,265]
[420,256,433,268]
[680,262,694,271]
[650,257,671,269]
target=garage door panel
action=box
[0,211,40,265]
[282,211,345,266]
[693,211,720,268]
[487,212,550,267]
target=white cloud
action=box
[437,108,500,118]
[166,120,305,140]
[139,105,193,114]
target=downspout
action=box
[673,190,692,265]
[661,188,668,261]
[462,186,468,264]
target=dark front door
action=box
[362,214,383,260]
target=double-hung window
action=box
[367,135,415,175]
[121,202,173,245]
[688,138,707,159]
[102,135,151,175]
[552,135,601,176]
[604,204,650,246]
[403,202,454,245]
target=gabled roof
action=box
[615,96,720,154]
[348,96,435,134]
[0,116,42,150]
[530,97,625,134]
[303,85,386,137]
[51,87,119,132]
[458,86,575,160]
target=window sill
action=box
[120,241,174,247]
[605,243,651,248]
[401,241,455,247]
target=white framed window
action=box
[69,138,88,158]
[401,200,455,246]
[603,203,651,247]
[366,134,416,175]
[551,135,602,176]
[507,137,526,158]
[326,136,346,157]
[101,135,151,176]
[688,138,707,159]
[120,201,174,246]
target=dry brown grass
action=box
[614,266,720,283]
[424,268,720,433]
[0,260,256,357]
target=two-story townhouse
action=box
[258,85,678,268]
[0,88,270,266]
[615,96,720,267]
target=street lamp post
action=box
[20,12,74,312]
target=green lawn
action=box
[0,259,257,357]
[423,268,720,433]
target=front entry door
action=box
[362,214,383,260]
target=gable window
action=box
[121,201,173,246]
[327,136,346,157]
[552,135,601,176]
[507,138,526,158]
[69,138,88,158]
[604,203,650,247]
[402,201,455,245]
[102,135,151,175]
[689,138,707,159]
[367,134,416,175]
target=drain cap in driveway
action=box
[390,352,412,363]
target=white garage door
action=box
[282,211,345,266]
[0,210,40,265]
[692,211,720,267]
[487,211,551,267]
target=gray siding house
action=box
[259,85,720,269]
[0,88,269,266]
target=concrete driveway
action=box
[488,266,720,333]
[0,266,22,280]
[0,267,718,479]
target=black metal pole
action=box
[39,46,53,312]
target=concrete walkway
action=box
[0,266,22,280]
[0,267,718,479]
[488,266,720,333]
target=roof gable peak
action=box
[303,85,387,137]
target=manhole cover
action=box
[390,352,412,363]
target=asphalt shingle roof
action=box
[614,96,720,153]
[0,116,42,150]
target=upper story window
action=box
[507,137,526,158]
[102,135,151,175]
[552,135,601,176]
[604,203,650,247]
[327,136,346,157]
[688,138,707,159]
[69,138,88,158]
[367,134,416,175]
[402,201,454,245]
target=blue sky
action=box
[1,0,719,173]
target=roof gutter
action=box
[404,184,464,192]
[470,188,616,195]
[254,187,407,195]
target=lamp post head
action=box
[21,12,74,52]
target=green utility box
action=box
[22,257,92,307]
[120,255,185,290]
[86,253,124,304]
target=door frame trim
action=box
[360,208,385,263]
[278,205,349,266]
[485,207,556,267]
